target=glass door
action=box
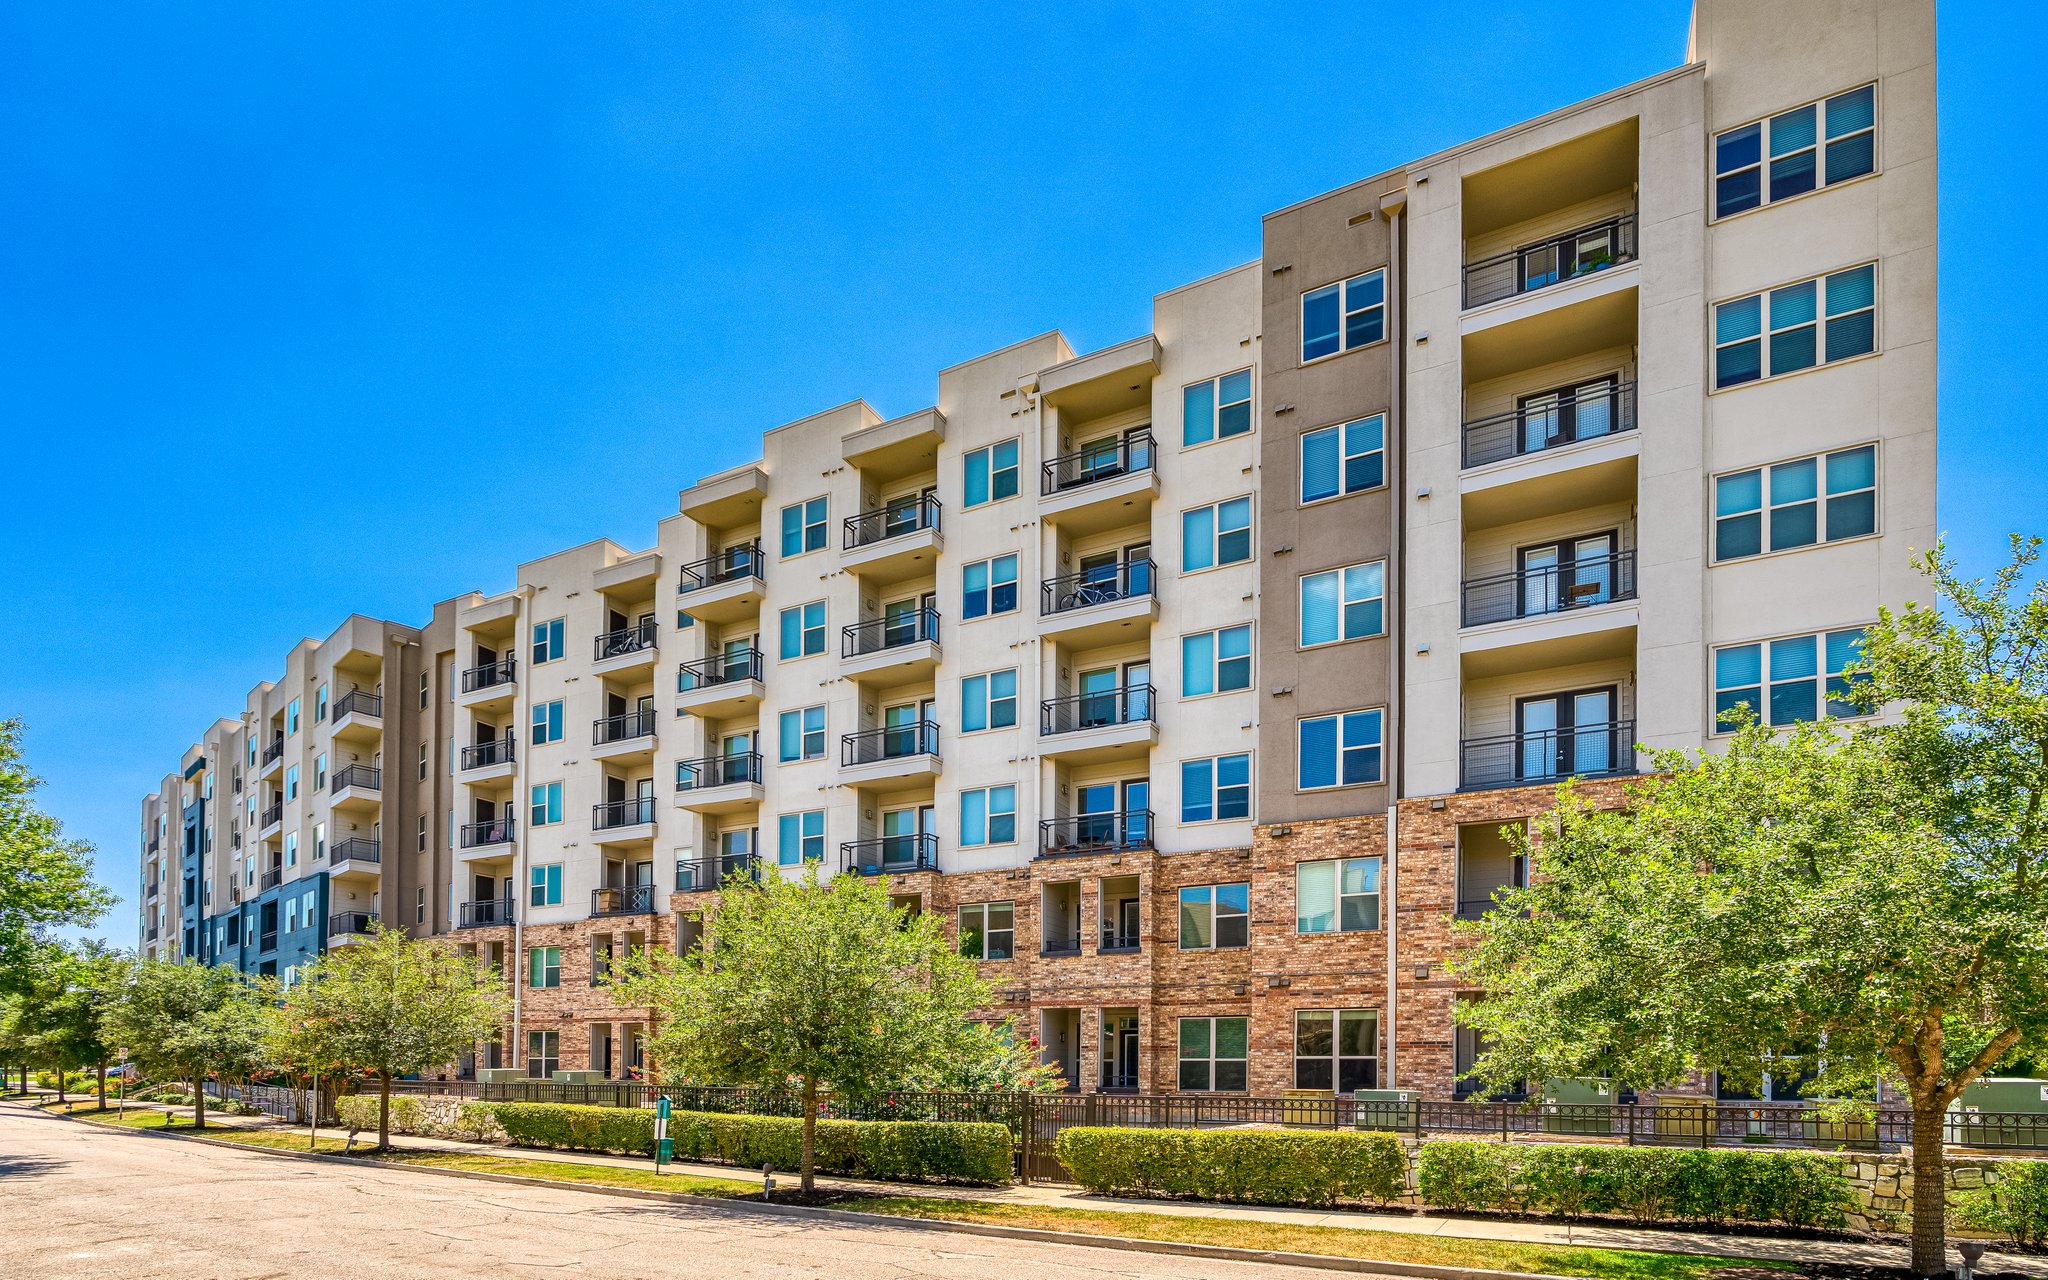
[1123,660,1152,722]
[720,732,752,785]
[1077,783,1117,848]
[1122,779,1150,847]
[1516,688,1616,780]
[1078,667,1119,729]
[1517,532,1616,618]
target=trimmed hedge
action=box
[1953,1161,2048,1246]
[1056,1127,1407,1207]
[1415,1140,1853,1228]
[336,1094,504,1142]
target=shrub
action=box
[1415,1140,1850,1228]
[1954,1161,2048,1246]
[1416,1141,1517,1213]
[335,1094,505,1142]
[1057,1126,1407,1207]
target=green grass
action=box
[370,1149,759,1198]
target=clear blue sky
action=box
[2,2,2037,947]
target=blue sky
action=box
[2,2,2037,947]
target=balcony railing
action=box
[261,801,283,828]
[1101,928,1140,953]
[459,817,516,849]
[1463,212,1638,309]
[331,837,381,865]
[328,911,377,937]
[594,708,656,747]
[461,656,516,694]
[678,648,762,691]
[1462,381,1637,469]
[1039,810,1154,856]
[331,764,381,794]
[592,885,656,916]
[676,852,762,892]
[1042,559,1155,616]
[1460,720,1637,791]
[259,867,282,891]
[332,689,382,721]
[458,897,514,928]
[1461,550,1638,628]
[593,797,657,830]
[841,721,939,767]
[841,833,938,876]
[844,492,941,550]
[262,739,285,766]
[594,619,657,662]
[460,736,516,770]
[676,752,763,791]
[842,607,939,659]
[678,541,764,594]
[1042,430,1155,495]
[1041,934,1083,958]
[258,930,277,953]
[1041,683,1155,736]
[1456,895,1528,922]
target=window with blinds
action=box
[1296,856,1381,934]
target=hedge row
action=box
[1953,1161,2048,1246]
[336,1094,504,1142]
[1056,1127,1406,1207]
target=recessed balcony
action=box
[330,690,383,743]
[839,722,941,787]
[1461,551,1638,629]
[841,494,943,583]
[457,897,514,929]
[840,608,941,683]
[675,851,762,893]
[1038,810,1153,859]
[1038,560,1158,645]
[1037,432,1159,535]
[1462,382,1638,471]
[1463,213,1638,311]
[458,735,517,782]
[459,816,516,854]
[592,619,657,676]
[1038,684,1158,763]
[329,836,381,878]
[677,542,765,624]
[260,738,285,778]
[259,865,283,891]
[675,648,764,719]
[592,885,657,917]
[329,763,382,813]
[591,797,657,845]
[327,911,378,944]
[674,752,765,815]
[260,801,284,838]
[592,709,657,762]
[458,656,518,709]
[1459,720,1638,792]
[840,833,938,877]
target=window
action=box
[962,669,1018,732]
[419,671,430,709]
[1300,856,1383,934]
[284,832,299,867]
[529,781,563,826]
[1714,84,1876,218]
[964,439,1020,506]
[777,810,825,865]
[285,898,298,932]
[1294,1009,1380,1092]
[527,1030,559,1078]
[1178,883,1250,950]
[416,886,427,924]
[1182,498,1252,572]
[776,601,825,659]
[313,753,327,789]
[1714,264,1877,388]
[1178,1016,1248,1092]
[1183,369,1253,446]
[313,822,325,860]
[962,554,1019,619]
[778,706,826,762]
[287,698,301,735]
[1302,269,1386,361]
[530,699,564,744]
[1181,754,1251,823]
[285,765,299,801]
[1714,445,1876,560]
[1300,562,1384,646]
[531,618,564,664]
[1182,625,1253,697]
[529,863,563,907]
[780,496,828,557]
[528,946,561,989]
[1298,709,1383,790]
[1301,415,1386,503]
[1714,627,1869,729]
[417,815,428,852]
[417,743,428,779]
[960,785,1017,847]
[314,684,328,723]
[957,902,1014,960]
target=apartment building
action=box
[140,0,1936,1100]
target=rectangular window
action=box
[528,946,561,989]
[416,886,426,924]
[1181,624,1253,698]
[417,815,428,851]
[1181,498,1253,572]
[957,902,1014,960]
[1178,1016,1249,1092]
[1300,562,1385,646]
[1714,627,1869,729]
[778,706,826,761]
[284,832,299,867]
[1714,445,1877,560]
[780,496,829,557]
[1301,269,1386,361]
[285,765,299,801]
[286,698,301,735]
[961,669,1018,732]
[963,439,1020,507]
[1178,883,1250,950]
[314,684,328,723]
[776,810,825,865]
[1294,1009,1380,1092]
[418,743,428,779]
[1182,369,1253,446]
[529,781,563,827]
[1298,709,1384,790]
[420,670,430,709]
[530,700,564,745]
[1715,263,1877,388]
[1297,857,1382,933]
[526,1030,560,1077]
[531,618,564,664]
[1300,414,1386,503]
[529,863,563,907]
[1181,754,1251,824]
[1715,84,1876,218]
[313,753,327,789]
[778,601,826,659]
[960,785,1017,847]
[962,554,1019,619]
[313,822,325,860]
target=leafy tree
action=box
[1455,539,2048,1277]
[99,958,269,1128]
[887,1018,1066,1095]
[281,926,509,1149]
[0,720,113,993]
[14,942,124,1104]
[0,992,28,1094]
[612,867,995,1193]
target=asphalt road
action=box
[0,1103,1363,1279]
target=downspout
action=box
[1379,185,1410,1089]
[511,584,536,1071]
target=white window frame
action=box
[1177,883,1250,951]
[1296,856,1383,934]
[778,706,827,762]
[962,554,1020,620]
[1177,1016,1249,1092]
[1181,624,1253,698]
[961,669,1019,733]
[959,785,1017,847]
[1713,83,1877,219]
[1300,269,1386,363]
[1180,753,1251,825]
[531,618,565,664]
[1713,444,1878,562]
[778,601,826,659]
[1713,263,1878,390]
[1297,708,1384,791]
[957,901,1014,960]
[963,439,1021,507]
[1181,497,1253,573]
[1299,415,1387,505]
[1712,626,1871,733]
[779,495,829,558]
[1182,368,1254,447]
[1299,561,1386,648]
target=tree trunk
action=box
[378,1071,392,1150]
[308,1073,320,1151]
[96,1062,106,1110]
[56,1071,66,1104]
[192,1075,207,1130]
[800,1075,817,1196]
[1908,1093,1947,1277]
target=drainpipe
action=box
[510,584,536,1071]
[1379,185,1410,1088]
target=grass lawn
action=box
[371,1150,760,1199]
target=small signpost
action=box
[654,1095,672,1173]
[116,1048,128,1122]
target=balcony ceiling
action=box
[1461,117,1638,240]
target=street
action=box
[0,1104,1358,1279]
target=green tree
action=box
[611,867,995,1194]
[14,942,123,1104]
[282,926,509,1149]
[99,958,269,1128]
[1455,539,2048,1277]
[0,720,113,993]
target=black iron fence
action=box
[678,648,762,691]
[461,737,516,770]
[457,897,513,928]
[676,852,761,892]
[595,619,657,662]
[843,607,940,659]
[1039,809,1153,856]
[592,885,656,916]
[676,752,763,791]
[460,817,515,849]
[330,837,380,865]
[593,797,657,830]
[332,689,382,721]
[594,708,656,746]
[331,764,381,794]
[461,656,516,694]
[841,833,938,875]
[1462,551,1637,628]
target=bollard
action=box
[760,1162,776,1201]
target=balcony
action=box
[260,801,284,835]
[330,837,381,875]
[839,721,940,787]
[1463,213,1638,310]
[1459,720,1637,791]
[840,607,941,683]
[259,866,282,891]
[1463,382,1638,471]
[675,648,764,719]
[841,493,943,582]
[330,763,382,812]
[459,817,516,852]
[458,897,514,929]
[459,735,517,780]
[1038,810,1153,858]
[146,882,159,900]
[1038,432,1159,534]
[258,930,278,953]
[1462,551,1637,629]
[677,542,765,624]
[593,619,658,674]
[330,690,383,741]
[676,852,762,893]
[1038,684,1157,762]
[592,797,657,843]
[459,655,518,706]
[327,911,378,943]
[1039,560,1158,645]
[1100,927,1141,954]
[1041,934,1083,959]
[592,885,656,917]
[841,833,938,877]
[675,752,765,814]
[592,709,657,762]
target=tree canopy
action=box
[99,958,269,1128]
[0,720,112,993]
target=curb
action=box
[15,1101,1579,1280]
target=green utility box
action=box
[1948,1078,2048,1150]
[1351,1088,1419,1133]
[1652,1094,1713,1144]
[552,1070,606,1085]
[475,1068,524,1084]
[1542,1077,1616,1136]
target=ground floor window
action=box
[958,901,1014,960]
[1294,1009,1378,1092]
[1178,1016,1249,1092]
[526,1030,559,1079]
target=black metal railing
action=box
[678,648,762,692]
[331,837,380,865]
[1039,810,1154,856]
[845,492,941,550]
[332,689,382,721]
[678,541,764,594]
[258,930,277,952]
[841,721,939,767]
[594,619,657,662]
[1042,431,1155,495]
[331,764,381,794]
[1463,212,1638,308]
[842,607,939,659]
[676,853,762,892]
[1042,560,1155,616]
[1461,550,1637,628]
[1101,929,1140,952]
[259,866,282,890]
[327,911,377,937]
[676,752,763,791]
[458,898,514,928]
[459,817,515,848]
[841,834,938,876]
[1456,894,1527,921]
[261,801,283,828]
[1463,381,1638,469]
[146,883,159,900]
[1040,934,1083,958]
[594,797,656,830]
[592,885,656,916]
[460,737,516,770]
[594,708,656,747]
[262,739,285,766]
[461,656,516,694]
[1041,683,1155,736]
[1460,720,1637,791]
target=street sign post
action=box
[654,1095,672,1172]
